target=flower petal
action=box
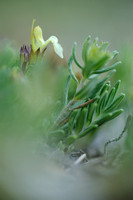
[31,20,63,58]
[33,26,45,45]
[31,20,45,53]
[31,19,36,52]
[53,42,63,59]
[49,36,63,58]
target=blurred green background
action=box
[0,0,133,58]
[0,1,133,199]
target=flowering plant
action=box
[0,20,125,153]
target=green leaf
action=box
[109,109,124,120]
[88,70,116,99]
[72,43,83,69]
[66,134,78,146]
[105,87,116,107]
[82,36,91,64]
[93,113,112,126]
[92,55,110,71]
[65,75,71,105]
[100,91,108,112]
[112,50,119,58]
[100,81,110,96]
[68,55,79,83]
[91,61,121,74]
[105,80,121,107]
[75,70,116,100]
[68,109,78,134]
[78,124,98,138]
[75,107,88,133]
[105,93,125,112]
[93,37,99,45]
[114,80,121,94]
[96,91,108,115]
[87,102,97,123]
[99,41,109,51]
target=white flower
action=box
[31,20,63,58]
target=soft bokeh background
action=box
[0,0,133,58]
[1,1,133,200]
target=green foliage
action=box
[0,37,125,153]
[53,36,124,150]
[0,42,67,143]
[73,36,119,79]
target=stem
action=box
[56,99,95,127]
[53,99,76,128]
[73,99,94,110]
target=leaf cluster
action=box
[0,39,125,153]
[51,37,125,150]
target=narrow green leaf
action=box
[109,109,124,120]
[88,70,116,99]
[105,80,121,107]
[68,109,78,134]
[105,87,115,107]
[82,36,91,64]
[68,55,79,83]
[93,113,112,126]
[78,124,98,138]
[92,55,110,71]
[66,134,78,146]
[112,50,119,58]
[72,43,83,69]
[82,107,88,128]
[100,81,110,96]
[93,37,99,45]
[75,107,88,133]
[114,80,121,94]
[105,93,125,112]
[75,69,116,100]
[91,61,121,74]
[74,108,81,128]
[65,75,71,105]
[100,41,109,51]
[96,90,108,116]
[87,102,97,123]
[73,109,81,129]
[100,91,108,113]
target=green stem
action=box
[53,99,76,128]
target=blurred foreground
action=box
[0,41,133,200]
